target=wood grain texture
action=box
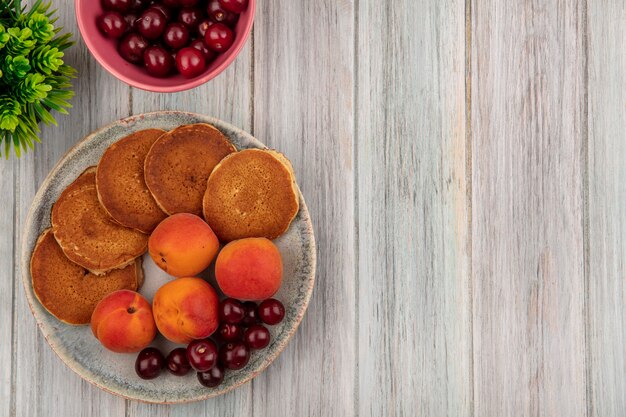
[470,1,587,416]
[129,41,252,129]
[0,156,15,417]
[587,1,626,416]
[128,42,253,417]
[251,1,355,416]
[7,0,626,415]
[11,3,128,416]
[356,1,471,416]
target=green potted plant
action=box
[0,0,75,158]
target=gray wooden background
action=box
[1,0,625,416]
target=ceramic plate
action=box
[20,111,316,403]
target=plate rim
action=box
[20,111,317,404]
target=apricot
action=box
[90,290,156,353]
[152,277,220,344]
[149,213,219,277]
[215,238,283,301]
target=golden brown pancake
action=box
[51,167,148,275]
[96,129,167,233]
[31,229,143,325]
[202,149,300,242]
[144,123,236,216]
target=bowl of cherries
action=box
[75,0,254,92]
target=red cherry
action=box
[197,19,214,37]
[124,13,139,31]
[207,0,238,26]
[102,0,132,13]
[166,348,192,376]
[190,39,216,62]
[130,0,151,12]
[136,8,167,40]
[241,301,259,327]
[163,23,190,49]
[204,23,234,52]
[149,4,173,22]
[258,299,285,325]
[119,32,149,64]
[97,12,128,38]
[186,339,218,372]
[162,0,181,8]
[219,342,250,370]
[175,46,206,78]
[217,322,243,342]
[243,324,270,349]
[197,365,224,388]
[178,7,203,28]
[135,347,165,380]
[219,298,245,324]
[218,0,248,14]
[180,0,200,6]
[144,45,174,77]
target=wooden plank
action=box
[129,41,252,128]
[356,1,471,416]
[251,1,355,416]
[0,156,15,417]
[587,1,626,415]
[12,2,129,415]
[470,1,587,415]
[128,40,253,417]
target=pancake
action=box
[202,149,300,242]
[144,123,237,216]
[30,229,143,325]
[51,167,148,275]
[96,129,167,233]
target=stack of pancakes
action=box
[31,123,299,326]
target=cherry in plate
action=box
[219,341,250,370]
[144,45,175,77]
[218,0,248,14]
[186,338,218,372]
[164,23,190,49]
[119,32,149,64]
[258,299,285,325]
[135,347,165,380]
[241,301,259,327]
[136,8,167,40]
[219,298,245,324]
[166,347,192,376]
[217,322,243,342]
[205,23,234,52]
[243,324,271,349]
[197,365,225,388]
[97,12,128,38]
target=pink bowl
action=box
[75,0,255,93]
